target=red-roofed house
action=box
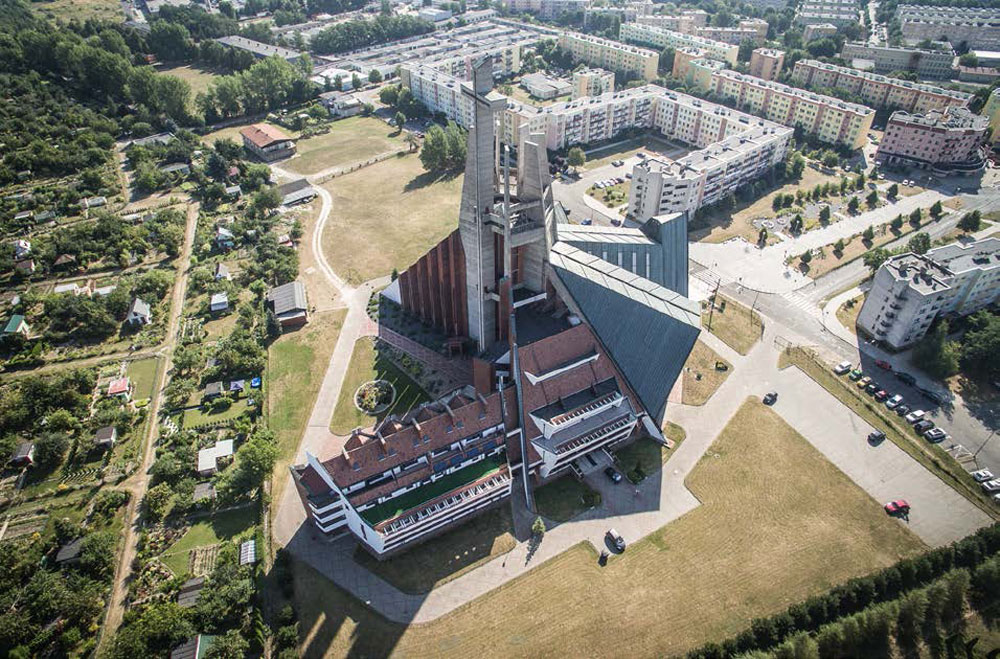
[107,376,131,401]
[239,124,296,162]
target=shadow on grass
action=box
[403,169,461,192]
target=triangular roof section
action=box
[548,241,701,424]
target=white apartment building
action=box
[697,19,769,46]
[876,107,989,175]
[620,22,738,66]
[571,68,615,99]
[795,0,859,26]
[791,59,972,113]
[557,32,660,81]
[840,42,956,80]
[634,10,708,34]
[504,0,590,19]
[858,239,1000,349]
[399,65,474,127]
[749,47,785,81]
[896,5,1000,50]
[803,23,838,43]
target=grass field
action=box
[702,296,763,355]
[182,400,250,428]
[330,337,430,435]
[320,154,462,285]
[269,310,346,501]
[127,357,160,400]
[282,117,409,176]
[533,476,599,523]
[160,506,257,576]
[682,339,731,405]
[31,0,121,22]
[836,294,864,336]
[293,399,923,659]
[352,507,516,594]
[158,65,222,97]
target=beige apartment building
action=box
[557,32,659,81]
[749,47,785,81]
[571,68,615,99]
[634,10,709,33]
[619,22,738,66]
[791,59,972,113]
[876,107,988,175]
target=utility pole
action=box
[707,277,721,331]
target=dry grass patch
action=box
[836,294,863,336]
[702,296,763,355]
[158,65,223,97]
[803,222,914,279]
[282,117,409,176]
[293,399,923,659]
[682,339,731,405]
[320,154,462,285]
[31,0,121,22]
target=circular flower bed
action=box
[354,380,395,415]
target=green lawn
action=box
[127,357,160,401]
[330,337,430,435]
[533,475,599,523]
[31,0,122,22]
[159,506,257,575]
[614,436,672,483]
[282,116,409,176]
[182,400,251,429]
[157,64,223,97]
[702,296,763,355]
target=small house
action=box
[10,442,34,467]
[53,254,77,269]
[82,196,106,209]
[3,314,30,337]
[276,179,316,206]
[94,284,117,297]
[203,381,224,401]
[170,635,215,659]
[13,211,33,223]
[214,226,235,251]
[127,298,151,325]
[54,282,87,296]
[107,376,131,400]
[14,260,34,275]
[34,210,56,223]
[213,263,230,281]
[239,539,258,566]
[277,234,294,248]
[55,537,84,565]
[267,281,308,328]
[159,162,191,176]
[197,439,234,476]
[229,379,245,394]
[192,482,216,503]
[226,165,239,179]
[240,123,296,162]
[176,576,205,608]
[94,426,117,449]
[209,292,229,313]
[224,184,242,199]
[13,239,30,260]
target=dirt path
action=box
[96,202,200,654]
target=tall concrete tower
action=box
[458,57,509,353]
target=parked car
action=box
[857,376,872,389]
[914,419,935,432]
[606,528,626,551]
[612,159,624,166]
[763,391,778,405]
[604,466,623,483]
[885,499,910,515]
[982,479,1000,493]
[875,390,889,401]
[875,359,892,370]
[973,469,995,483]
[625,172,632,179]
[865,381,880,394]
[581,219,593,226]
[905,410,926,423]
[834,360,852,375]
[886,394,904,409]
[849,369,863,381]
[868,430,886,445]
[636,152,646,158]
[921,389,947,405]
[924,428,947,442]
[895,372,916,385]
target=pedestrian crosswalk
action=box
[780,290,823,319]
[690,263,730,288]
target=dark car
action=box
[604,467,623,483]
[895,404,911,417]
[865,381,880,394]
[868,430,886,445]
[606,528,626,552]
[763,392,778,405]
[921,389,947,405]
[914,419,935,433]
[875,359,892,370]
[895,372,917,385]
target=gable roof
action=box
[56,537,84,563]
[240,123,292,149]
[548,242,701,424]
[267,281,307,316]
[3,314,26,333]
[128,297,151,317]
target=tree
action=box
[143,482,174,521]
[393,111,406,134]
[930,200,943,220]
[799,250,812,266]
[910,207,922,225]
[959,51,979,67]
[913,320,960,379]
[887,183,899,199]
[959,210,982,232]
[108,602,193,659]
[847,196,860,214]
[368,68,383,84]
[532,516,545,537]
[79,531,116,580]
[787,152,805,179]
[891,214,904,231]
[420,125,448,172]
[866,189,878,208]
[834,238,845,254]
[772,195,784,212]
[908,232,931,254]
[863,247,890,274]
[862,225,875,242]
[567,146,586,171]
[738,38,755,63]
[960,311,1000,378]
[819,205,831,224]
[822,151,839,168]
[351,73,362,90]
[34,432,68,469]
[205,629,249,659]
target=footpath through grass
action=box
[682,339,731,405]
[702,295,763,355]
[781,346,1000,519]
[292,399,922,658]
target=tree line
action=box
[309,14,434,55]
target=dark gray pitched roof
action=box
[267,281,307,316]
[548,241,701,424]
[56,537,84,563]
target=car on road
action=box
[834,360,852,375]
[636,152,646,158]
[606,528,626,552]
[884,499,910,515]
[973,469,995,483]
[857,376,872,389]
[611,160,624,166]
[886,394,904,409]
[982,479,1000,493]
[875,359,892,370]
[875,390,889,401]
[868,430,886,445]
[604,466,623,483]
[581,219,593,225]
[895,404,912,417]
[865,381,880,394]
[905,410,925,423]
[920,388,947,405]
[625,172,632,179]
[763,391,778,405]
[849,369,863,381]
[895,372,917,385]
[924,428,947,442]
[914,419,935,433]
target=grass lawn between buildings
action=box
[127,356,160,401]
[292,399,923,659]
[330,336,430,435]
[281,116,409,176]
[702,295,763,356]
[836,294,864,336]
[533,475,600,523]
[321,154,463,285]
[682,339,731,405]
[159,505,258,576]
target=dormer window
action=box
[446,425,454,433]
[352,462,361,471]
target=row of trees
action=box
[420,122,468,173]
[196,55,314,123]
[914,310,1000,380]
[309,14,434,55]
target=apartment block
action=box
[802,23,838,43]
[672,46,706,80]
[400,65,474,127]
[558,32,660,81]
[876,107,988,175]
[504,0,590,19]
[795,0,859,26]
[840,42,956,80]
[634,10,708,34]
[791,59,972,113]
[620,22,738,66]
[858,238,1000,349]
[708,69,874,148]
[749,47,785,81]
[697,19,769,46]
[896,5,1000,50]
[571,68,615,99]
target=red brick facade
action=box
[398,229,469,338]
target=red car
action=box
[885,499,910,515]
[875,360,892,370]
[874,390,888,401]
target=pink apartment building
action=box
[875,107,988,175]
